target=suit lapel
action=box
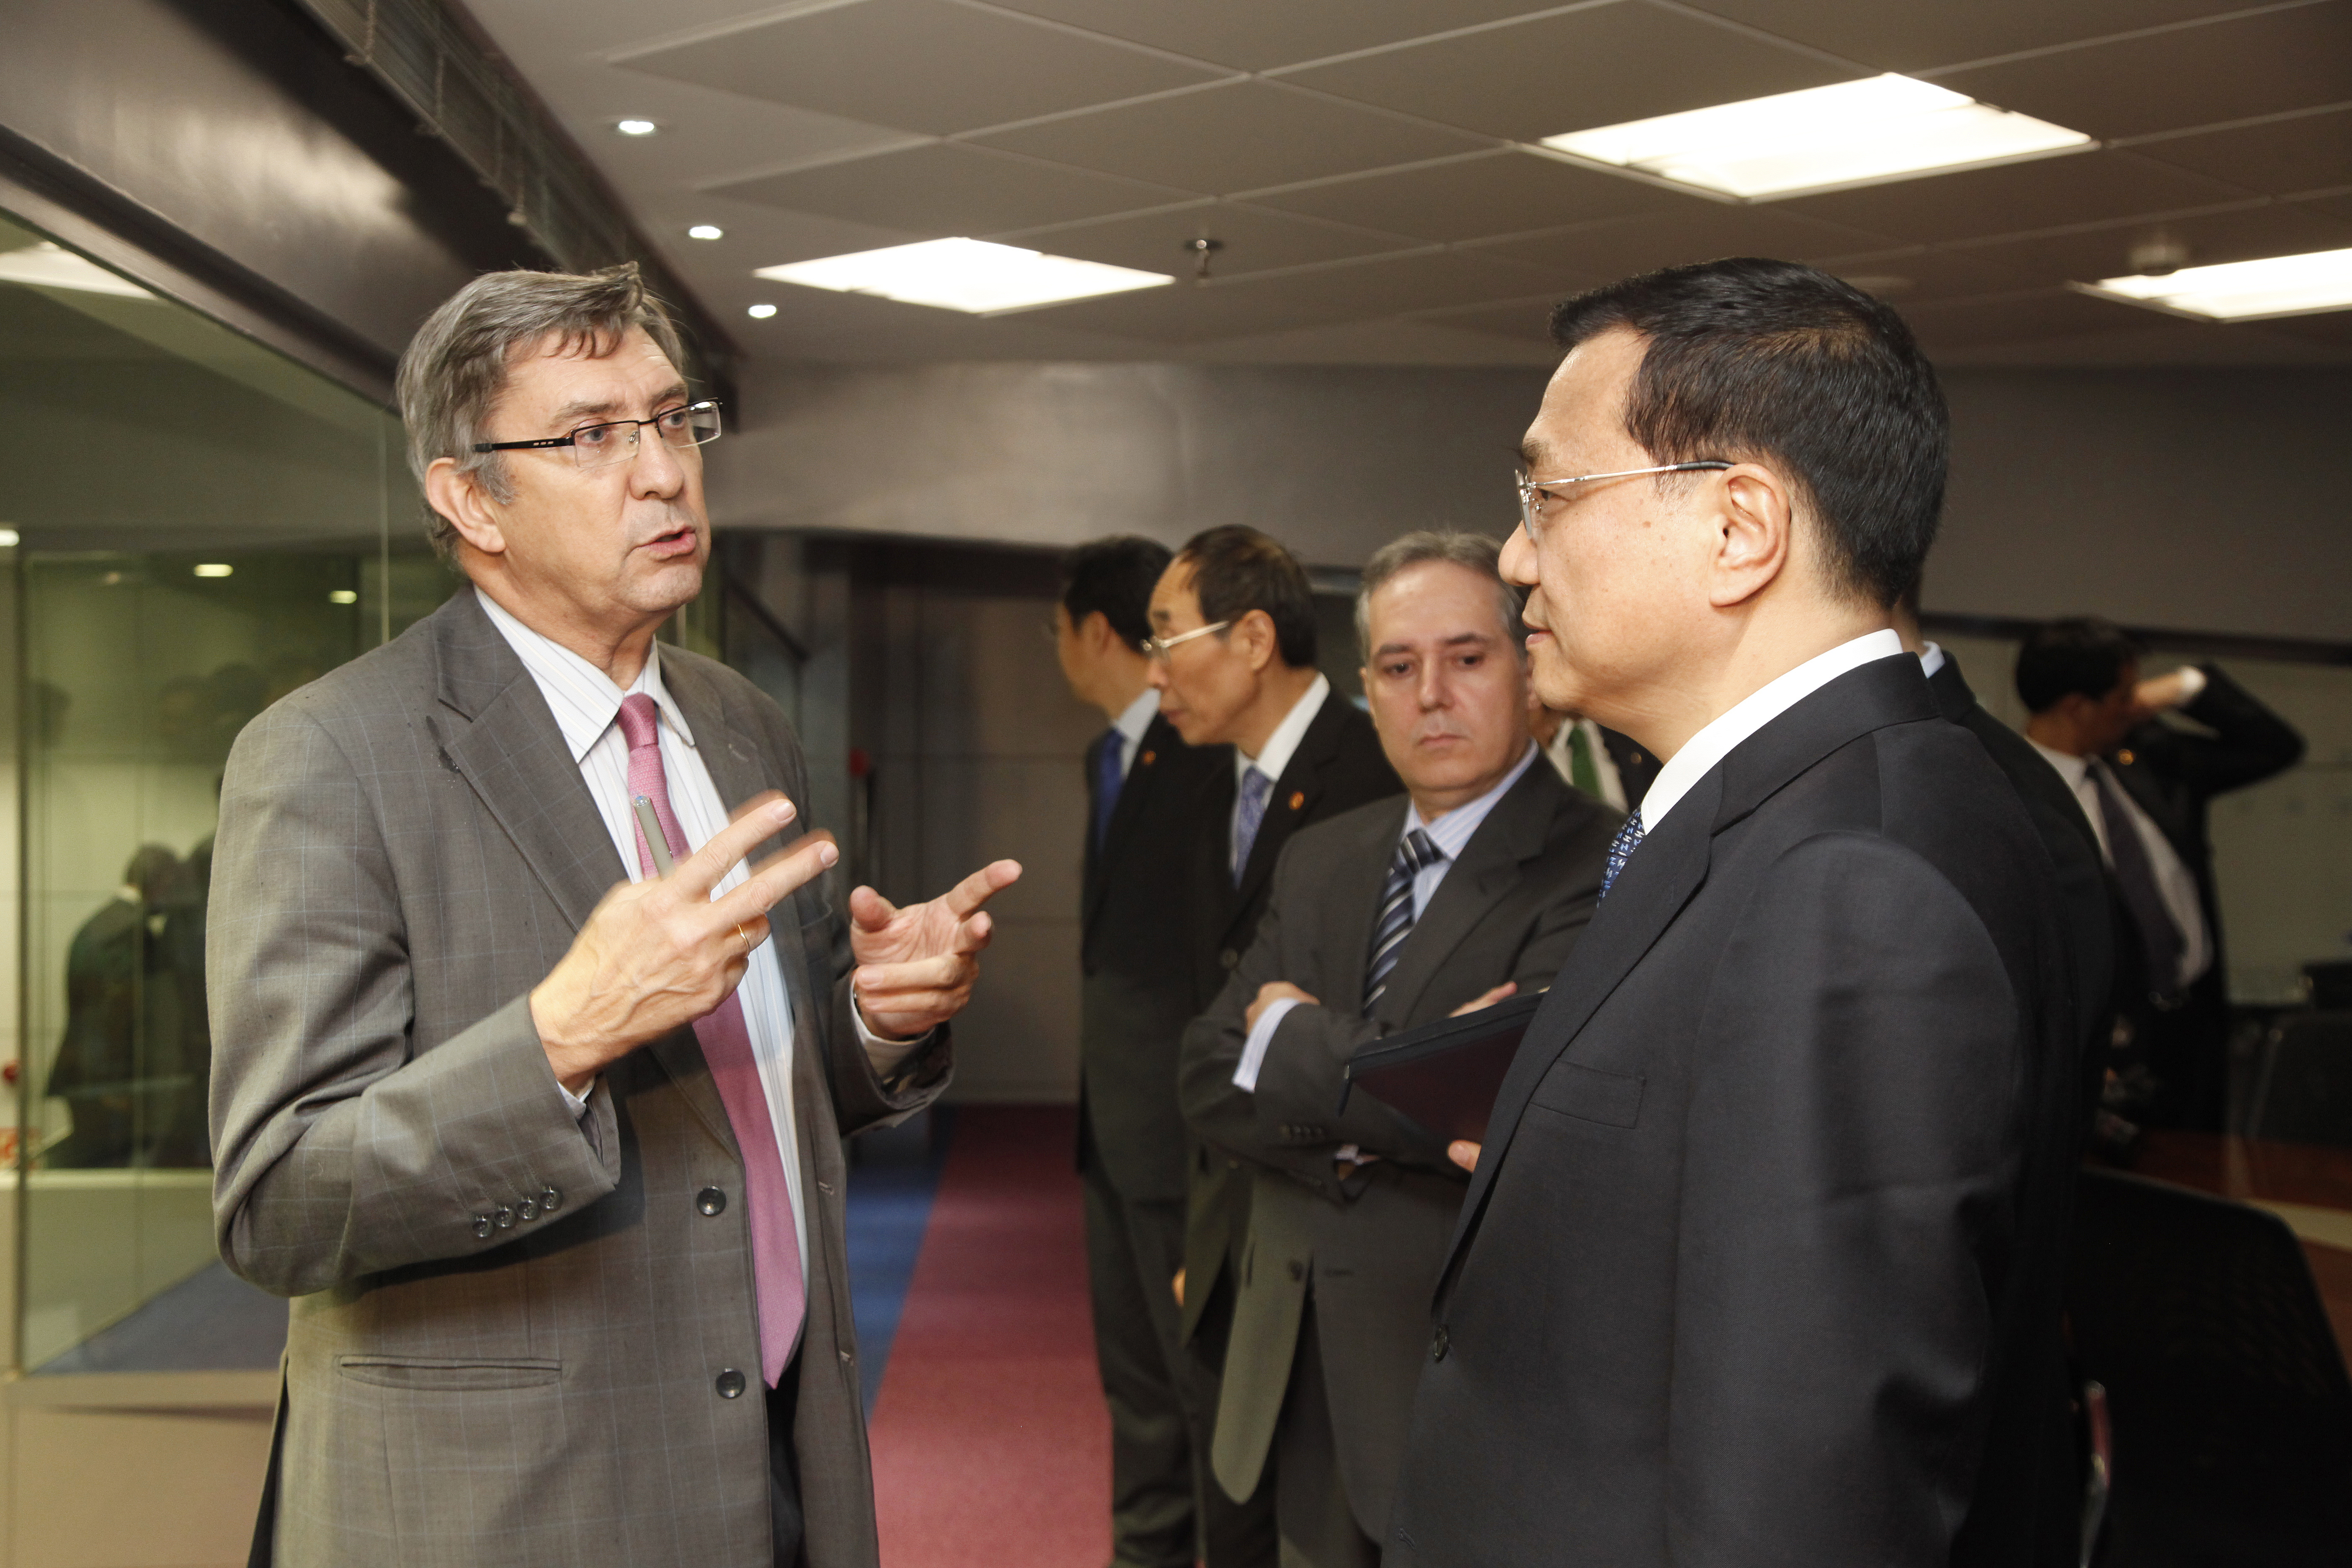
[1327,799,1410,1012]
[429,589,624,936]
[1378,763,1560,1024]
[1085,717,1173,938]
[1229,698,1344,931]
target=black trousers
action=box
[1085,1153,1202,1568]
[766,1356,805,1568]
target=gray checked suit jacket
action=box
[1176,759,1615,1539]
[208,585,946,1568]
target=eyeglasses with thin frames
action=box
[474,400,723,471]
[1138,620,1233,662]
[1514,460,1731,544]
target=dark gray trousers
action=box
[1084,1155,1203,1568]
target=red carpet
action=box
[869,1105,1112,1568]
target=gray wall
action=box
[714,359,2352,645]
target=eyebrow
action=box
[546,382,691,431]
[1374,631,1496,658]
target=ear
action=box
[1080,609,1119,655]
[425,456,510,559]
[1702,463,1795,610]
[1235,608,1279,674]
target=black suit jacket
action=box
[1180,688,1402,1341]
[1389,656,2079,1568]
[1078,713,1230,1203]
[1930,655,2120,1110]
[1178,759,1615,1532]
[2107,663,2303,998]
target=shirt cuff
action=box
[557,1077,593,1120]
[853,987,932,1077]
[1234,997,1307,1093]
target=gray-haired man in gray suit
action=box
[209,265,1019,1567]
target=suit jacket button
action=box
[696,1186,727,1217]
[716,1369,747,1399]
[493,1205,515,1230]
[517,1197,539,1222]
[1430,1326,1450,1362]
[1287,1260,1305,1282]
[1220,948,1239,970]
[540,1186,562,1212]
[471,1215,492,1240]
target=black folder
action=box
[1341,991,1545,1145]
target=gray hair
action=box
[394,263,689,558]
[1354,530,1526,658]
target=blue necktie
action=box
[1233,766,1273,885]
[1092,727,1125,850]
[1599,813,1645,900]
[1364,828,1445,1013]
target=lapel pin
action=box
[2115,748,2135,766]
[1289,791,1305,810]
[1141,750,1155,766]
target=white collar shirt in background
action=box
[1640,629,1907,835]
[480,588,913,1280]
[1917,640,1946,679]
[1107,686,1159,781]
[2030,738,2212,990]
[1543,717,1628,812]
[1232,672,1331,857]
[1233,740,1540,1094]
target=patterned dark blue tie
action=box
[1364,828,1445,1013]
[1232,765,1273,884]
[1599,812,1645,900]
[1092,727,1124,850]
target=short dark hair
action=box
[1547,256,1947,608]
[2015,618,2142,714]
[1060,536,1170,648]
[1174,525,1317,669]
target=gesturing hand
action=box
[849,859,1024,1040]
[533,793,838,1094]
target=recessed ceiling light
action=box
[1542,74,2093,200]
[755,237,1173,316]
[2073,247,2352,322]
[616,119,658,137]
[746,303,778,319]
[0,529,18,548]
[329,589,358,604]
[687,225,724,241]
[193,563,233,578]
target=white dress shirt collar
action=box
[1109,686,1159,778]
[1917,640,1946,679]
[1237,672,1331,788]
[1640,629,1907,833]
[1407,741,1540,861]
[475,588,694,761]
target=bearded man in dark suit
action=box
[1388,259,2079,1568]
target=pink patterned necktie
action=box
[617,693,804,1386]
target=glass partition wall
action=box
[0,208,454,1373]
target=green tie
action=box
[1565,722,1603,798]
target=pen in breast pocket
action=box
[632,796,676,875]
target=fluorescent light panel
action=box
[1543,74,2093,200]
[755,238,1172,315]
[0,241,153,299]
[2077,247,2352,322]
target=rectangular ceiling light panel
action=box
[1543,74,2093,200]
[755,237,1171,315]
[2077,247,2352,321]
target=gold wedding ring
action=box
[735,923,753,953]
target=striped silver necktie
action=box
[1364,828,1444,1014]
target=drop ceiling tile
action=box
[1037,249,1558,343]
[712,143,1193,235]
[2255,306,2352,348]
[1679,0,2265,74]
[1276,1,1861,144]
[2130,107,2352,199]
[1001,201,1415,279]
[979,0,1563,72]
[1896,287,2173,350]
[1956,202,2352,289]
[970,81,1493,195]
[1408,296,1563,344]
[1478,206,1896,276]
[1246,150,1695,245]
[2299,188,2352,226]
[615,0,1228,137]
[1778,150,2247,247]
[1815,247,2045,305]
[1931,4,2352,143]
